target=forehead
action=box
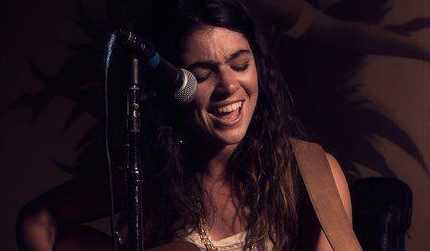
[181,26,252,65]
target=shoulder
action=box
[290,138,352,220]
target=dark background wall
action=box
[0,0,429,250]
[350,1,430,249]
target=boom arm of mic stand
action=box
[126,56,143,251]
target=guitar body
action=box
[53,225,115,251]
[54,225,199,251]
[148,242,200,251]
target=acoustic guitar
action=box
[53,225,199,251]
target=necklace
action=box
[197,217,258,251]
[197,217,219,251]
[195,201,257,251]
[189,180,257,250]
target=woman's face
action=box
[180,26,258,147]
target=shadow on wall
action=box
[277,0,429,179]
[9,0,429,179]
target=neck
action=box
[205,144,237,182]
[188,142,239,183]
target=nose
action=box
[212,67,239,99]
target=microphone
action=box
[112,29,197,104]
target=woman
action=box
[16,0,352,250]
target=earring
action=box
[178,132,186,145]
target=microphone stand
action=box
[126,55,143,251]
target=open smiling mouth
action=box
[208,101,243,125]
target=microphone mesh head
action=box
[173,69,197,104]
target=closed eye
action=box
[195,71,211,82]
[231,62,249,72]
[186,62,216,83]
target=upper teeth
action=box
[214,101,242,114]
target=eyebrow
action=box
[185,49,251,70]
[226,49,251,63]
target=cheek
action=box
[244,66,259,100]
[193,87,209,108]
[192,82,216,109]
[187,85,212,126]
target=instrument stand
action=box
[126,56,143,251]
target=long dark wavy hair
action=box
[137,0,305,250]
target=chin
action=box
[212,129,247,146]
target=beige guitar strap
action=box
[291,139,362,251]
